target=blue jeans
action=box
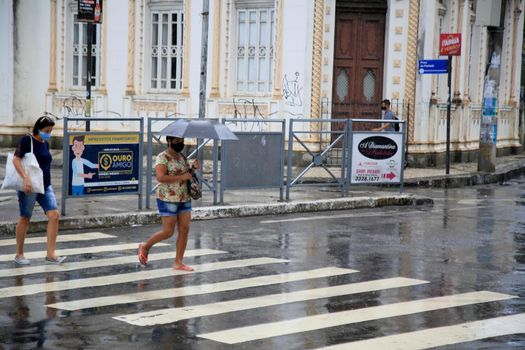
[156,199,192,216]
[72,185,84,196]
[18,185,58,218]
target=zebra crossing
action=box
[0,231,523,349]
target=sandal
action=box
[137,243,148,266]
[45,256,66,265]
[173,264,194,271]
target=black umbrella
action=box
[159,119,238,140]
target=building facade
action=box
[1,0,524,166]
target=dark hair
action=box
[73,135,85,143]
[381,99,391,107]
[32,116,55,135]
[165,136,183,143]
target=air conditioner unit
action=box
[475,0,502,27]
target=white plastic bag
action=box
[1,137,44,194]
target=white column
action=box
[0,0,14,129]
[413,0,437,146]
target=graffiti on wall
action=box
[282,72,303,107]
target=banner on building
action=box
[67,133,140,196]
[350,133,403,184]
[77,0,103,23]
[439,33,462,56]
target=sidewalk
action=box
[1,147,524,236]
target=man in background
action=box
[372,99,396,132]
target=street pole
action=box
[197,0,209,160]
[445,55,452,175]
[198,0,209,120]
[85,22,93,131]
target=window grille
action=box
[363,70,375,102]
[236,8,275,93]
[72,15,101,87]
[150,11,184,90]
[336,69,349,102]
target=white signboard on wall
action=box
[350,133,403,184]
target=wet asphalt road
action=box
[0,178,524,349]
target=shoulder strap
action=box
[28,134,34,154]
[179,152,190,169]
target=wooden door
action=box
[332,5,386,133]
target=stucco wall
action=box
[0,0,14,129]
[13,0,50,128]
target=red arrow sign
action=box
[384,172,396,180]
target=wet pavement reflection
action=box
[0,178,524,348]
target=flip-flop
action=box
[173,264,194,271]
[45,256,66,265]
[137,244,148,266]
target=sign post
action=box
[439,33,461,175]
[77,0,103,131]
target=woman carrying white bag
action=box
[11,116,65,265]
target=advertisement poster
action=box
[68,133,140,196]
[77,0,103,23]
[350,133,403,184]
[439,33,462,56]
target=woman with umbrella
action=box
[138,136,199,271]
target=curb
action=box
[0,194,432,236]
[403,162,525,188]
[299,162,525,188]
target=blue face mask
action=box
[39,131,51,141]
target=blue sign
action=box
[418,59,449,74]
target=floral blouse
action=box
[155,150,191,203]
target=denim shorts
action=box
[18,185,58,218]
[156,199,192,216]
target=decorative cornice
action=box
[133,100,178,112]
[218,102,269,116]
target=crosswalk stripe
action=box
[48,267,358,311]
[0,242,169,262]
[198,291,515,344]
[314,313,525,350]
[114,277,429,327]
[0,257,288,298]
[0,249,226,278]
[0,232,115,246]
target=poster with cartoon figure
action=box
[71,135,99,195]
[68,133,140,196]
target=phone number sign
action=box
[350,133,403,184]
